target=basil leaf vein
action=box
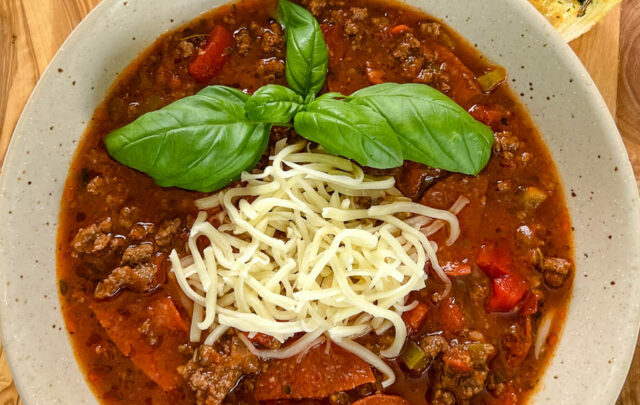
[245,84,304,124]
[105,85,270,192]
[277,0,329,101]
[347,83,494,175]
[294,98,403,169]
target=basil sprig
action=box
[295,98,402,169]
[105,87,270,192]
[277,0,329,102]
[104,0,494,193]
[346,83,494,174]
[245,84,304,124]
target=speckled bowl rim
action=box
[0,0,639,404]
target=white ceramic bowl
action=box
[1,0,639,404]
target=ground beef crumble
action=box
[181,336,261,405]
[94,263,158,299]
[71,219,113,255]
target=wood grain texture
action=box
[617,0,640,190]
[615,2,640,403]
[0,1,638,404]
[570,3,621,114]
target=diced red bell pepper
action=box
[468,103,511,132]
[189,25,232,83]
[352,394,411,405]
[477,244,512,278]
[438,296,464,334]
[486,274,528,312]
[442,261,472,277]
[519,290,541,316]
[402,302,429,335]
[477,244,529,312]
[254,342,375,401]
[90,295,188,391]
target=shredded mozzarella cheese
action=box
[171,140,465,387]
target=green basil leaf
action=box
[104,85,270,192]
[346,83,494,175]
[316,92,345,101]
[294,98,403,169]
[245,84,304,124]
[277,0,329,101]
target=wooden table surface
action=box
[1,0,639,404]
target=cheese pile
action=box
[170,140,466,386]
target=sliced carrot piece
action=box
[437,296,464,334]
[367,68,385,84]
[254,342,375,401]
[353,394,411,405]
[442,347,473,372]
[90,295,188,391]
[422,42,482,105]
[149,295,188,332]
[442,261,472,277]
[390,24,411,35]
[402,302,429,334]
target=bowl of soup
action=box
[0,0,638,404]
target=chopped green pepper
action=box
[467,342,494,364]
[401,340,430,372]
[477,67,507,93]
